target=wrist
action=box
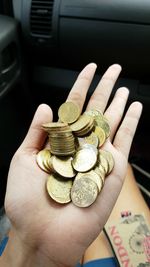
[0,228,35,267]
[0,228,73,267]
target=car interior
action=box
[0,0,150,220]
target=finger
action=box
[20,104,53,153]
[66,63,97,112]
[113,101,143,159]
[104,87,129,141]
[86,64,122,112]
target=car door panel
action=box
[0,15,29,207]
[0,15,21,97]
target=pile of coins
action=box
[36,102,114,208]
[42,122,75,156]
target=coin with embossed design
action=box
[95,119,110,138]
[47,174,73,204]
[58,101,80,124]
[75,170,103,192]
[84,132,99,147]
[72,146,97,172]
[71,176,99,207]
[52,156,76,178]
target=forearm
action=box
[83,163,150,263]
[107,163,150,221]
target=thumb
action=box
[19,104,53,153]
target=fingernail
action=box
[111,64,122,70]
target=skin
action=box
[83,164,150,263]
[0,63,143,267]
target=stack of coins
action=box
[42,122,75,156]
[70,114,95,136]
[36,149,54,173]
[36,101,114,208]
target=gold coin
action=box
[84,132,99,147]
[85,109,103,118]
[50,150,75,157]
[74,172,84,180]
[47,174,73,204]
[58,101,80,124]
[52,156,76,178]
[43,152,53,172]
[94,126,106,147]
[38,101,115,208]
[74,117,94,136]
[46,155,55,173]
[70,114,92,133]
[89,170,103,192]
[94,166,105,186]
[75,170,103,193]
[42,122,69,132]
[71,176,99,207]
[82,143,98,155]
[95,119,110,138]
[99,150,114,174]
[49,129,75,156]
[98,152,109,174]
[76,137,86,149]
[36,149,51,173]
[72,146,97,172]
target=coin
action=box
[95,119,110,138]
[42,122,69,132]
[74,172,84,180]
[70,114,93,134]
[99,150,114,174]
[36,149,51,173]
[94,126,106,147]
[76,137,86,148]
[75,170,103,193]
[75,117,94,137]
[58,101,80,124]
[94,166,105,186]
[71,176,99,207]
[48,126,75,156]
[52,156,76,178]
[46,155,55,173]
[37,103,113,208]
[85,109,103,118]
[98,152,109,174]
[84,132,99,147]
[47,174,73,204]
[72,146,97,172]
[43,152,53,172]
[82,143,98,153]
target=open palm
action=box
[4,64,142,267]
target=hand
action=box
[3,63,142,267]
